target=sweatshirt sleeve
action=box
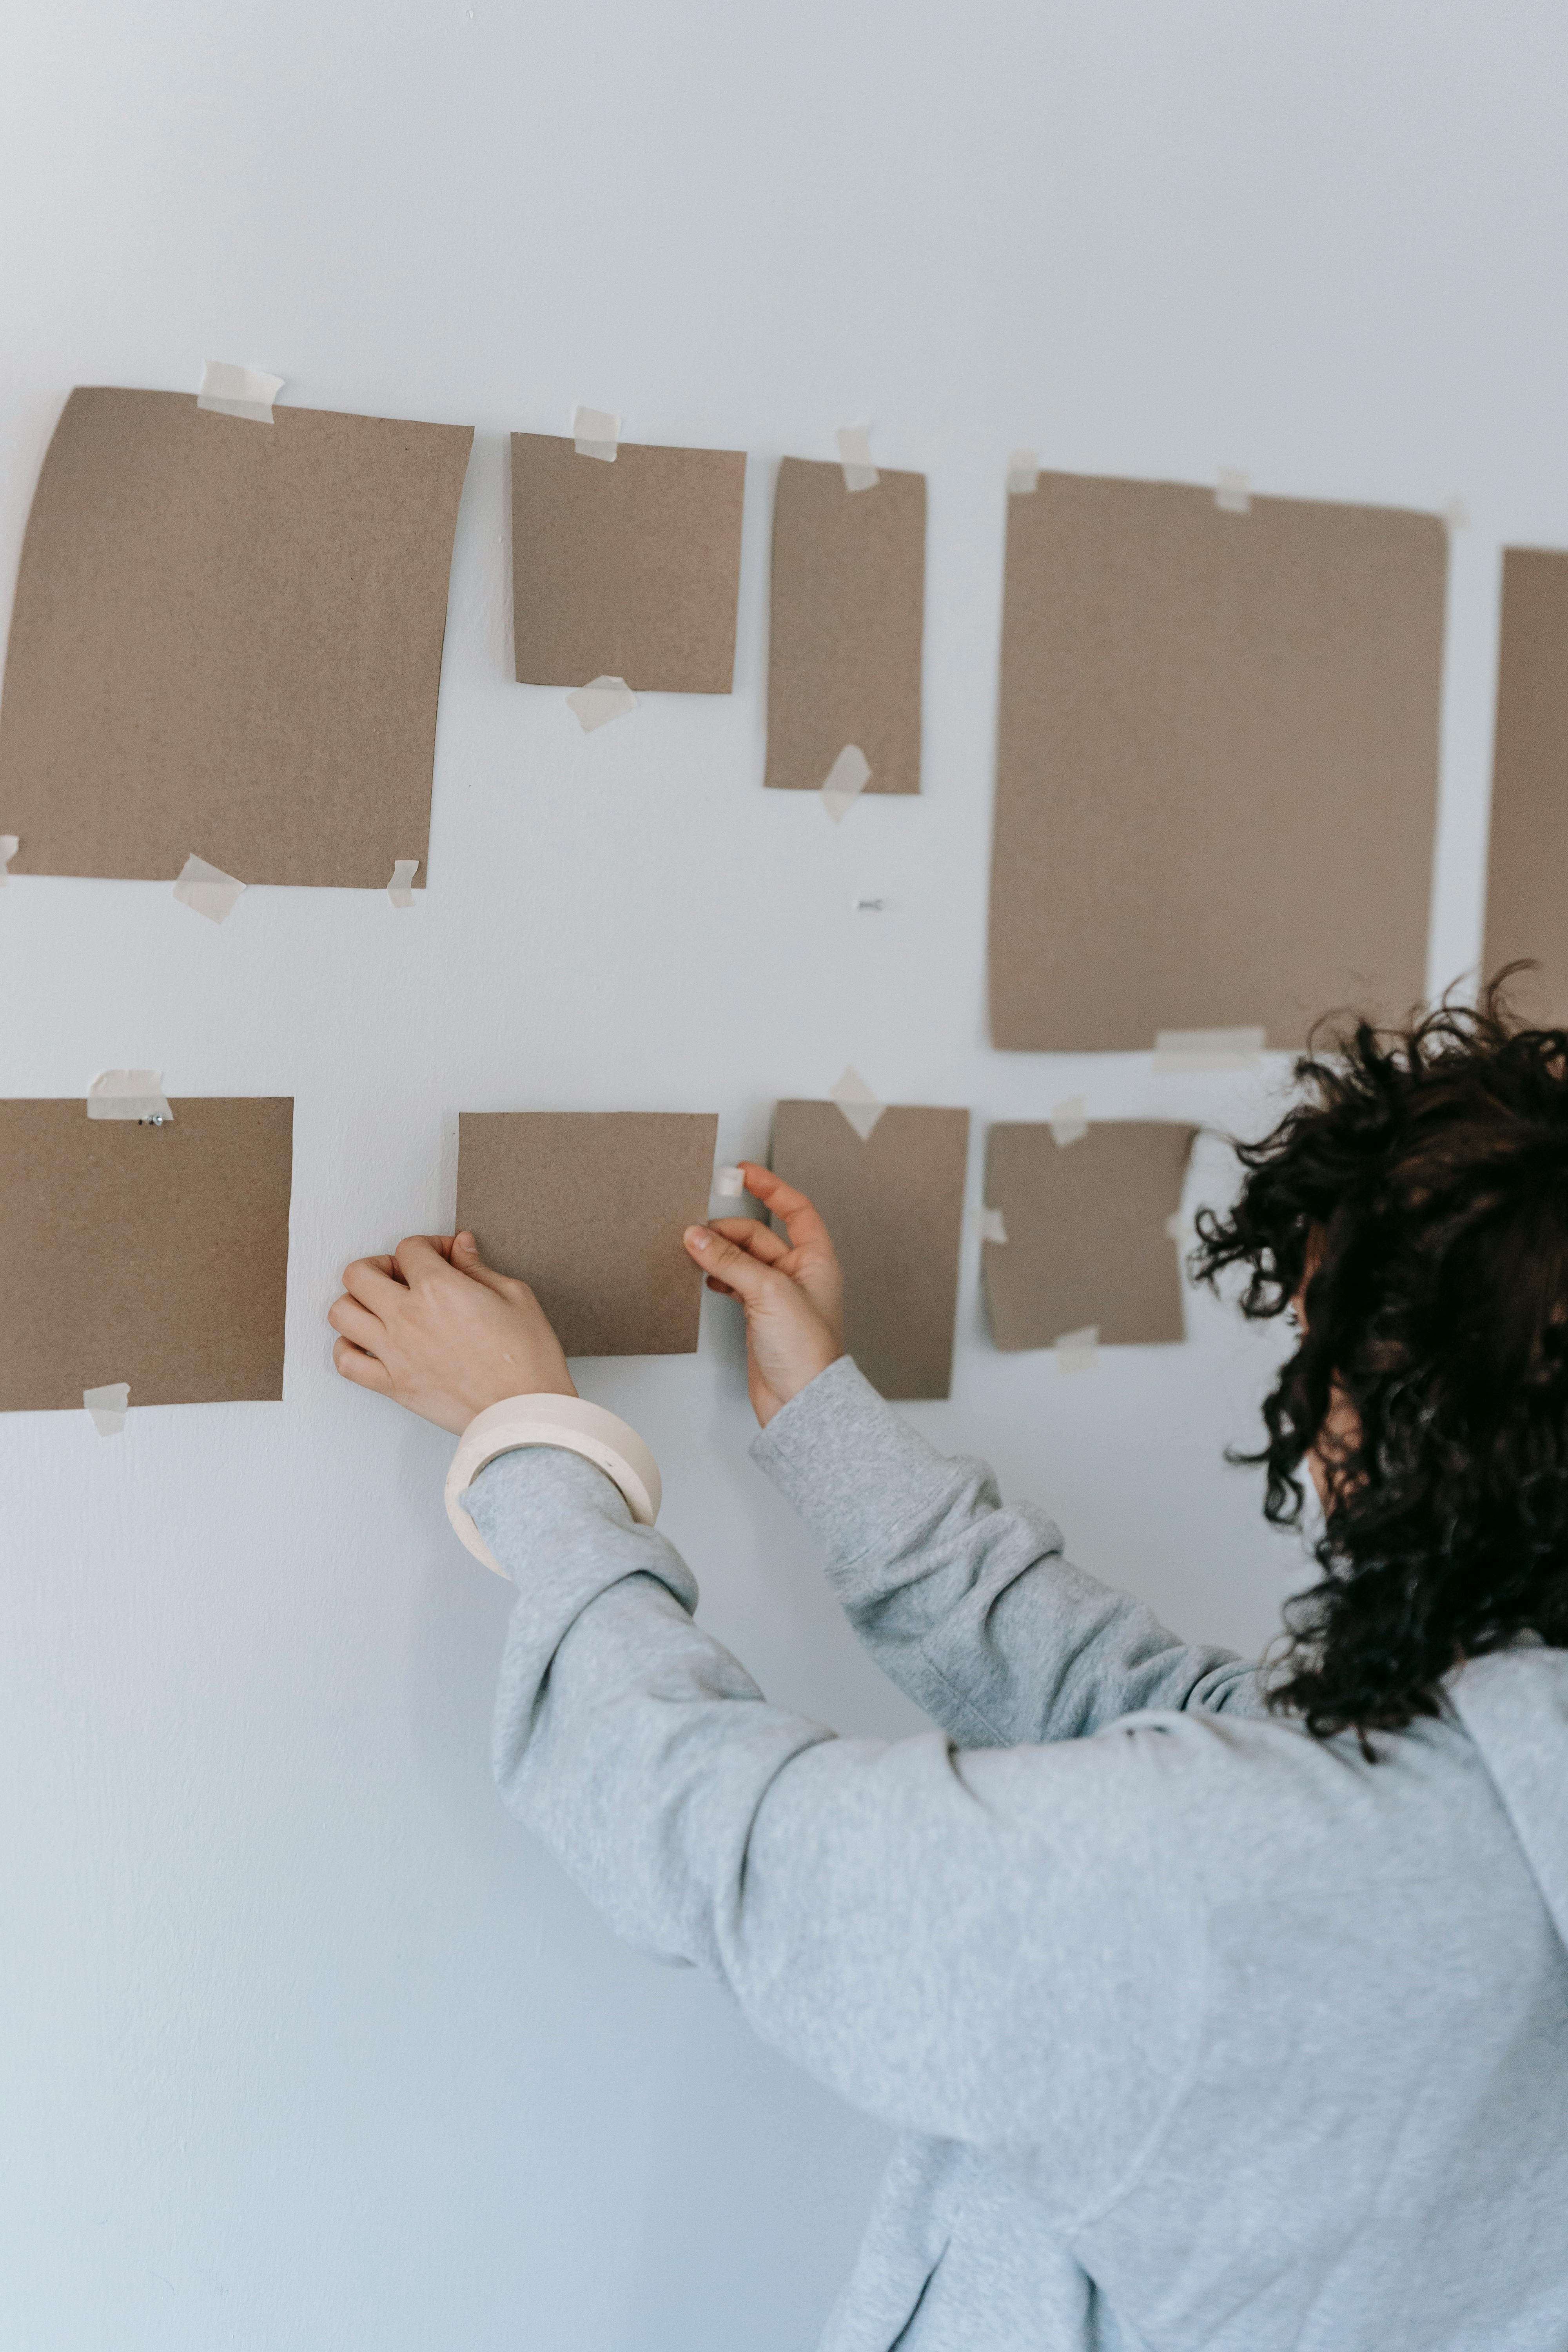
[471,1443,1207,2216]
[750,1356,1262,1744]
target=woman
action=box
[328,992,1568,2351]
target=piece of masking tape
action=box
[388,859,420,907]
[837,426,878,493]
[84,1382,131,1437]
[830,1065,886,1143]
[1165,1211,1184,1241]
[714,1165,746,1198]
[198,361,284,424]
[980,1206,1008,1245]
[1216,468,1250,514]
[174,854,245,924]
[573,406,620,461]
[1055,1325,1100,1373]
[821,743,871,823]
[1443,496,1470,532]
[567,675,637,732]
[1007,450,1040,495]
[1154,1026,1265,1072]
[87,1070,173,1123]
[0,833,18,884]
[1050,1096,1088,1147]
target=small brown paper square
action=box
[511,434,746,693]
[764,457,926,796]
[988,472,1446,1049]
[456,1112,719,1357]
[1481,547,1568,1024]
[770,1101,969,1399]
[982,1121,1196,1350]
[0,388,474,886]
[0,1098,294,1410]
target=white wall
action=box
[2,4,1563,2345]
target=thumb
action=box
[684,1224,785,1306]
[450,1230,518,1298]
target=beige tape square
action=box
[84,1382,130,1436]
[567,676,637,732]
[836,426,878,493]
[1055,1325,1100,1372]
[198,361,284,423]
[174,854,245,924]
[388,859,420,907]
[0,833,18,884]
[829,1065,886,1142]
[87,1070,173,1122]
[821,744,871,823]
[573,406,619,461]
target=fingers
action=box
[332,1334,394,1394]
[342,1254,408,1309]
[328,1294,385,1353]
[735,1166,835,1258]
[684,1225,789,1301]
[448,1230,529,1299]
[706,1216,790,1266]
[393,1234,456,1286]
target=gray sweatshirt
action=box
[466,1356,1568,2351]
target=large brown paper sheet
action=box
[764,457,926,795]
[0,389,473,886]
[0,1098,293,1411]
[988,473,1446,1050]
[982,1122,1195,1350]
[1481,548,1568,1023]
[456,1112,719,1357]
[511,434,746,693]
[770,1101,969,1400]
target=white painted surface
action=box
[1,3,1559,2344]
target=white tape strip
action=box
[174,854,245,924]
[829,1065,886,1143]
[1055,1325,1100,1373]
[1154,1026,1265,1071]
[84,1382,130,1437]
[388,859,420,907]
[87,1070,173,1123]
[714,1165,746,1198]
[836,426,878,493]
[198,361,284,424]
[980,1206,1008,1245]
[567,675,637,733]
[1216,468,1250,514]
[573,406,620,461]
[1007,450,1040,495]
[1165,1211,1185,1241]
[1443,496,1470,532]
[0,833,17,884]
[1050,1096,1088,1147]
[821,743,871,823]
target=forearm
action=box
[752,1358,1262,1742]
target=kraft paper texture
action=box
[764,457,926,796]
[456,1112,719,1357]
[511,434,746,693]
[0,388,473,886]
[1481,548,1568,1023]
[981,1121,1196,1350]
[770,1100,969,1399]
[988,472,1446,1049]
[0,1097,294,1410]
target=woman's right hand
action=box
[684,1165,844,1426]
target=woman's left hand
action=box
[328,1232,576,1434]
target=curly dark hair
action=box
[1192,974,1568,1742]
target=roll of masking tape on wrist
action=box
[444,1394,662,1577]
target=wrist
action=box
[444,1393,661,1576]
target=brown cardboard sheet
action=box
[770,1101,969,1399]
[511,434,746,692]
[764,457,925,795]
[981,1121,1196,1350]
[988,473,1446,1050]
[0,1098,294,1410]
[0,388,474,886]
[1481,548,1568,1023]
[456,1112,719,1357]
